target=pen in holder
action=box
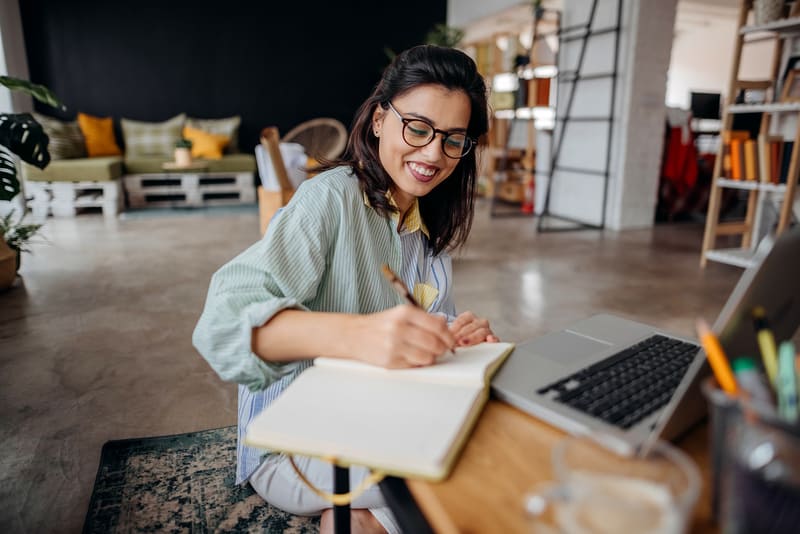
[702,377,800,533]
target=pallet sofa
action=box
[22,113,257,217]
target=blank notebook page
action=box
[245,366,480,476]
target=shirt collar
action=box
[363,191,429,238]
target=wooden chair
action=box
[257,127,296,235]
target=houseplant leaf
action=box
[0,76,64,109]
[0,145,20,201]
[0,114,50,201]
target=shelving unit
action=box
[700,1,800,268]
[461,4,560,216]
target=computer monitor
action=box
[690,91,721,120]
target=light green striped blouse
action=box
[192,165,452,392]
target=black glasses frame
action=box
[385,101,476,159]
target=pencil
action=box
[381,264,455,355]
[381,264,420,307]
[696,319,738,395]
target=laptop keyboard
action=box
[536,334,700,430]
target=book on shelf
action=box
[730,138,745,180]
[722,130,749,180]
[744,139,758,181]
[758,135,770,184]
[769,136,784,184]
[535,77,551,107]
[778,141,794,184]
[245,341,516,481]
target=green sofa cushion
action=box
[121,114,186,158]
[22,156,124,182]
[123,154,256,174]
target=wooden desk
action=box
[400,400,716,534]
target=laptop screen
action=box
[715,228,800,360]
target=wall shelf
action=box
[703,247,759,269]
[740,16,800,35]
[728,102,800,113]
[716,178,788,193]
[700,1,800,269]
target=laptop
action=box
[491,226,800,456]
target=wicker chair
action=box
[281,118,347,161]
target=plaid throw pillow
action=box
[121,113,186,157]
[186,116,241,153]
[32,113,87,160]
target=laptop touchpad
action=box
[535,331,612,366]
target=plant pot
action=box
[174,147,193,167]
[0,237,16,289]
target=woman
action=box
[193,44,497,534]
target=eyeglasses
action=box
[386,101,476,159]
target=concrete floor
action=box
[0,201,745,533]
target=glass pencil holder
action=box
[702,377,800,533]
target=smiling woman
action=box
[373,86,471,214]
[193,44,494,534]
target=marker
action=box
[796,355,800,387]
[732,357,773,405]
[777,341,798,422]
[752,306,779,386]
[696,319,738,395]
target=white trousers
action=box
[249,454,401,534]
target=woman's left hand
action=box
[449,311,499,347]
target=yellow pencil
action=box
[752,306,779,385]
[696,319,738,395]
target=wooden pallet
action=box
[123,172,255,208]
[27,180,122,218]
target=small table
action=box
[380,400,716,533]
[161,161,210,172]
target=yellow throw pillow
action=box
[183,125,230,160]
[77,113,122,157]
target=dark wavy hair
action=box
[319,45,488,255]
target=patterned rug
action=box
[82,426,319,533]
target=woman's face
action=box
[372,84,471,212]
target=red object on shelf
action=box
[521,175,535,214]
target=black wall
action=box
[20,0,447,152]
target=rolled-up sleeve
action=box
[193,180,332,391]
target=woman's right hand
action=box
[347,305,456,369]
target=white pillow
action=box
[256,142,307,191]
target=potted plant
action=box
[174,137,193,167]
[0,210,43,272]
[0,75,60,289]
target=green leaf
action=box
[424,24,464,48]
[0,208,44,253]
[0,114,51,202]
[0,76,64,110]
[0,113,51,169]
[0,145,20,201]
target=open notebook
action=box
[245,341,515,481]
